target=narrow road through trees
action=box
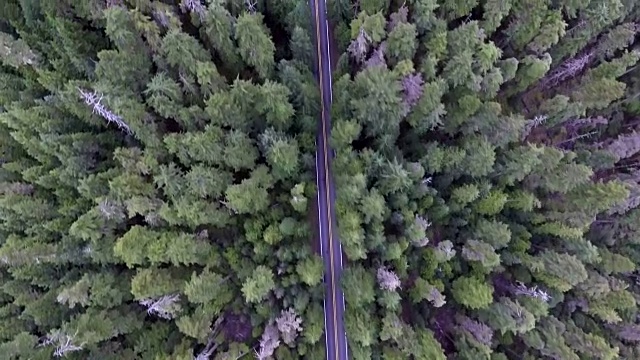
[309,0,348,359]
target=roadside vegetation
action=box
[328,0,640,358]
[0,1,325,359]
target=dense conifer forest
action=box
[3,0,640,359]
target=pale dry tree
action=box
[365,42,387,69]
[245,0,257,13]
[40,330,85,357]
[347,27,371,63]
[139,294,181,319]
[539,50,594,88]
[0,32,39,68]
[401,72,424,116]
[255,322,280,360]
[144,212,163,227]
[435,240,456,261]
[427,286,446,308]
[78,87,132,134]
[412,214,431,247]
[98,198,125,221]
[567,116,608,129]
[194,317,225,360]
[459,316,493,346]
[377,267,401,291]
[387,4,408,31]
[180,0,206,20]
[608,178,640,215]
[607,131,640,162]
[522,114,548,139]
[513,281,551,303]
[415,214,431,230]
[106,0,123,7]
[618,324,640,342]
[275,308,303,346]
[1,182,34,195]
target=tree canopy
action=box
[3,0,640,359]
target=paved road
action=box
[309,0,348,359]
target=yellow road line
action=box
[313,1,340,358]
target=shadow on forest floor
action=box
[308,189,321,256]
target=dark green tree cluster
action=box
[0,0,327,359]
[327,0,640,359]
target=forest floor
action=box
[328,17,340,72]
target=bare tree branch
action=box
[194,317,225,360]
[377,267,401,291]
[607,131,640,161]
[348,28,371,63]
[522,114,548,139]
[365,42,387,69]
[539,50,595,88]
[245,0,257,13]
[98,198,125,221]
[78,88,132,134]
[513,281,551,302]
[139,294,181,319]
[275,309,303,346]
[255,322,280,360]
[40,330,86,357]
[401,72,424,116]
[180,0,206,21]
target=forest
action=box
[2,0,640,359]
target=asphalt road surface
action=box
[309,0,348,359]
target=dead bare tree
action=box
[194,317,224,360]
[245,0,257,13]
[255,322,280,360]
[39,330,86,357]
[78,88,132,134]
[180,0,206,20]
[347,28,371,63]
[139,294,181,319]
[275,308,303,346]
[539,50,595,89]
[377,267,402,291]
[513,281,551,303]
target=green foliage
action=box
[451,276,494,310]
[474,218,511,249]
[412,329,446,359]
[350,11,386,44]
[345,305,378,347]
[598,248,635,274]
[386,22,417,64]
[225,167,272,214]
[530,251,588,292]
[480,297,536,335]
[351,66,404,139]
[114,226,212,267]
[241,266,276,303]
[342,265,376,307]
[184,270,232,313]
[296,255,324,287]
[462,239,501,270]
[234,13,275,79]
[4,1,640,358]
[474,190,508,216]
